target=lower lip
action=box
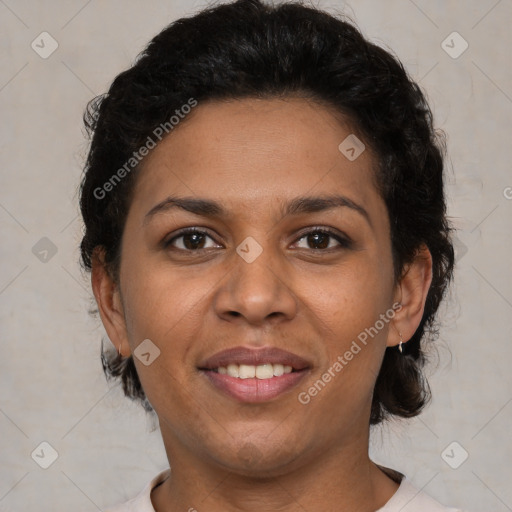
[200,369,309,403]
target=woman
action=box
[79,0,466,510]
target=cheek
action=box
[302,254,393,327]
[300,257,393,387]
[122,262,210,348]
[119,265,209,415]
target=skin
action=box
[92,97,432,512]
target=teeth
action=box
[255,364,273,379]
[227,364,239,378]
[239,364,256,379]
[216,363,294,379]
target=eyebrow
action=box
[143,194,371,226]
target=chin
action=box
[209,439,306,478]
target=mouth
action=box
[197,346,311,403]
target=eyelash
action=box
[162,226,352,253]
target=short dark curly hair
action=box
[79,0,454,425]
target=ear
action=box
[91,247,131,357]
[387,244,433,348]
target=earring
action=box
[398,332,403,354]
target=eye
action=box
[163,228,220,251]
[162,227,352,253]
[293,228,351,251]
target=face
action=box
[99,97,406,475]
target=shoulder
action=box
[104,468,171,512]
[105,466,469,512]
[377,473,468,512]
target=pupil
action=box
[309,232,328,249]
[185,233,204,250]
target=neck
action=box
[151,431,400,512]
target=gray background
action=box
[1,1,511,511]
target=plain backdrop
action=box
[1,1,511,511]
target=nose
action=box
[213,238,298,326]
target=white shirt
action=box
[104,467,467,512]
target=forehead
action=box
[130,97,382,222]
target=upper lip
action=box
[198,346,311,371]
